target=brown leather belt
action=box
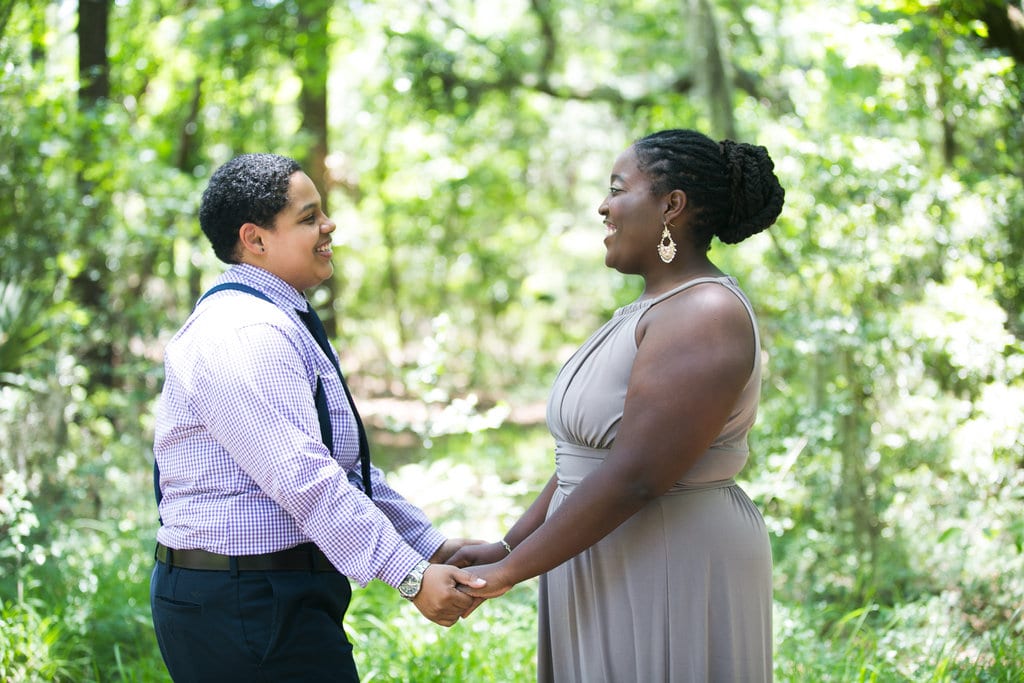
[155,542,337,572]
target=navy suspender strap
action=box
[293,305,374,500]
[198,283,372,498]
[199,282,275,304]
[153,282,372,523]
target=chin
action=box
[315,264,335,283]
[603,253,627,273]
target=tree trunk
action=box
[78,0,109,104]
[74,0,114,389]
[294,1,340,339]
[692,0,736,140]
[838,345,878,597]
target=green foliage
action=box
[348,581,539,682]
[0,599,74,682]
[0,489,161,682]
[0,0,1021,680]
[0,281,52,385]
[775,599,1024,682]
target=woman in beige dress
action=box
[452,128,785,682]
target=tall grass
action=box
[2,424,1021,681]
[348,581,539,682]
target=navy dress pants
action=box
[151,561,360,682]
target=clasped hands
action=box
[411,538,516,627]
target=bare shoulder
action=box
[639,280,754,344]
[623,279,757,449]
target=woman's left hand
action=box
[430,538,487,564]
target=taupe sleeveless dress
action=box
[537,276,773,682]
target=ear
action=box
[663,189,687,226]
[238,222,266,256]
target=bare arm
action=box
[462,284,756,596]
[506,474,559,547]
[448,474,558,568]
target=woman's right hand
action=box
[447,541,509,568]
[455,561,516,617]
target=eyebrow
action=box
[610,174,625,183]
[295,201,319,214]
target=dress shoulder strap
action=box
[650,276,734,306]
[647,276,759,349]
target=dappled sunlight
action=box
[2,0,1022,679]
[390,458,527,540]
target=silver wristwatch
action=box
[397,559,430,600]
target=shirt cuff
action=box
[378,545,430,589]
[409,527,448,561]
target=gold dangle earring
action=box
[658,221,677,263]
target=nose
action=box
[321,215,336,233]
[598,197,609,216]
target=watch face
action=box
[399,559,428,599]
[399,577,420,598]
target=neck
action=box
[640,255,722,299]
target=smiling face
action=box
[254,171,336,292]
[598,147,667,275]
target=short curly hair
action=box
[198,153,303,263]
[632,129,785,250]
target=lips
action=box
[604,221,617,236]
[315,241,332,256]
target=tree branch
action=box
[529,0,557,80]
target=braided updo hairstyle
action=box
[632,129,785,249]
[199,153,303,263]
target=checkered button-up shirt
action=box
[154,264,444,587]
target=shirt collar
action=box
[220,263,310,311]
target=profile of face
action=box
[249,171,336,292]
[598,147,673,275]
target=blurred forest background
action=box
[1,0,1022,681]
